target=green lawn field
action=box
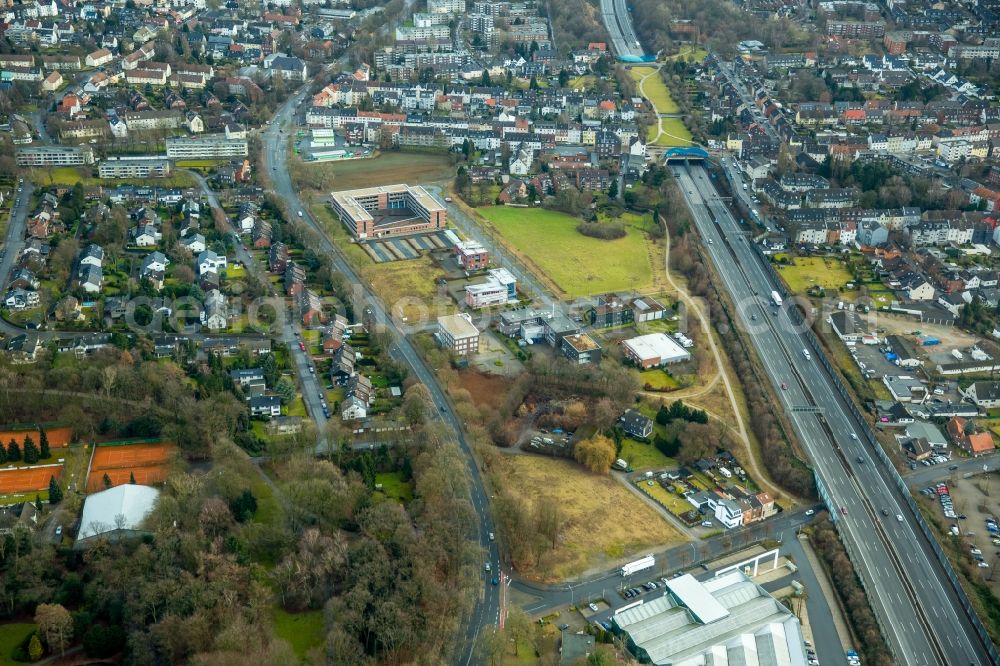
[0,623,34,665]
[272,608,324,658]
[628,67,679,113]
[375,471,414,503]
[477,207,654,297]
[638,368,679,390]
[778,257,853,293]
[620,438,675,470]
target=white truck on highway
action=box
[770,291,782,307]
[620,555,655,577]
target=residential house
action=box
[202,289,228,331]
[620,409,653,439]
[196,250,227,275]
[341,374,375,421]
[962,381,1000,408]
[78,264,102,293]
[249,395,281,418]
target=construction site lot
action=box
[86,440,177,491]
[292,151,455,193]
[361,229,454,263]
[492,454,687,582]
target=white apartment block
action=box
[428,0,464,12]
[98,156,171,179]
[166,134,248,159]
[16,145,95,166]
[396,25,451,41]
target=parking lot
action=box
[924,474,1000,589]
[847,340,900,382]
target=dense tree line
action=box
[0,423,477,664]
[542,0,609,52]
[629,0,810,58]
[819,158,971,211]
[809,517,894,666]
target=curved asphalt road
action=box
[262,87,500,664]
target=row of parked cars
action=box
[922,482,965,520]
[620,577,668,600]
[913,453,957,469]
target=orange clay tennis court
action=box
[0,465,62,494]
[0,426,72,448]
[86,442,176,491]
[93,465,171,489]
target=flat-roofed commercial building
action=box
[98,156,172,179]
[464,268,516,308]
[622,332,691,368]
[16,145,95,166]
[437,313,479,355]
[614,571,808,665]
[166,134,248,159]
[560,333,601,365]
[330,184,446,239]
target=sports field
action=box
[0,464,62,494]
[86,441,176,491]
[477,207,655,297]
[777,257,853,293]
[0,425,72,448]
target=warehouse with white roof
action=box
[613,571,808,665]
[621,332,692,368]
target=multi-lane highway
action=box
[675,162,993,665]
[261,87,501,664]
[599,0,644,59]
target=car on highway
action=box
[949,464,958,470]
[881,508,889,516]
[840,506,848,515]
[55,525,62,537]
[484,562,491,572]
[492,576,500,585]
[489,532,495,541]
[707,238,713,244]
[805,509,815,516]
[298,341,305,351]
[781,382,788,390]
[850,433,857,440]
[856,456,864,463]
